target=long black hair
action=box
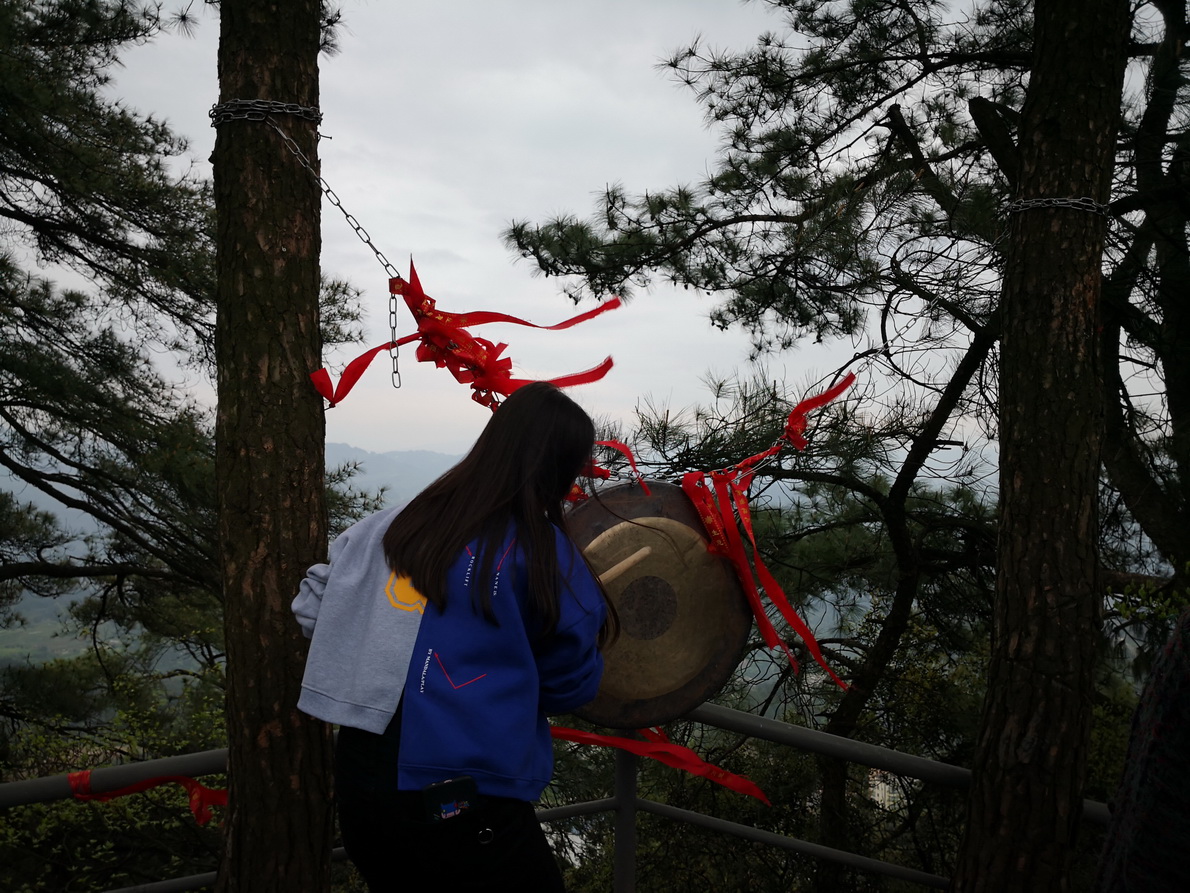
[382,382,611,639]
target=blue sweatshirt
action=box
[291,505,605,801]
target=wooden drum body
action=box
[566,481,751,728]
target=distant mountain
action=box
[325,443,460,508]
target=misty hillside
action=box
[0,446,459,666]
[325,443,459,508]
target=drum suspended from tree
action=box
[566,480,752,729]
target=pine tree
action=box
[508,0,1179,886]
[211,1,332,889]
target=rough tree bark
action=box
[952,1,1129,890]
[211,2,333,890]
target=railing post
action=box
[612,738,638,893]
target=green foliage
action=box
[508,0,1017,354]
[0,665,227,891]
[0,3,376,887]
[0,492,76,615]
[0,790,221,892]
[0,0,215,355]
[507,0,1190,610]
[1112,578,1185,635]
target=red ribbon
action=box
[681,374,856,690]
[68,770,227,826]
[310,340,400,406]
[594,439,651,496]
[780,373,856,450]
[551,726,770,805]
[310,262,620,407]
[568,440,653,503]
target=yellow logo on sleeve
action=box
[386,573,427,614]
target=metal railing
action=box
[0,702,1110,892]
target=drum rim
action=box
[566,479,752,728]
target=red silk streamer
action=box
[310,263,620,407]
[780,373,857,450]
[394,265,618,409]
[568,440,652,503]
[68,770,227,826]
[681,374,856,690]
[594,439,651,496]
[310,340,402,406]
[550,726,770,805]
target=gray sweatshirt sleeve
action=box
[290,524,356,638]
[291,561,331,639]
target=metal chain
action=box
[210,101,403,389]
[1005,196,1111,216]
[209,99,323,126]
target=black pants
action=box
[338,789,566,893]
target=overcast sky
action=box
[109,0,847,454]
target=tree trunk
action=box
[952,1,1128,890]
[212,2,333,891]
[1093,606,1190,891]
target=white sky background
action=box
[108,0,850,454]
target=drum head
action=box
[566,480,751,728]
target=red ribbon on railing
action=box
[68,770,227,826]
[310,262,620,408]
[550,725,770,805]
[682,374,856,690]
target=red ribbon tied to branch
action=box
[682,373,856,690]
[310,262,620,408]
[68,770,227,826]
[568,439,652,502]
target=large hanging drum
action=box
[566,480,752,728]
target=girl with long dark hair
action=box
[292,382,613,891]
